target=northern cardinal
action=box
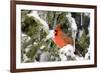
[52,24,74,48]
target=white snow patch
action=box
[25,45,32,53]
[66,13,77,48]
[75,55,84,60]
[66,13,77,31]
[40,45,45,49]
[45,30,55,40]
[59,44,85,61]
[21,33,31,42]
[59,44,75,61]
[23,54,30,62]
[40,52,50,62]
[33,42,38,45]
[85,47,90,60]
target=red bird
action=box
[52,24,74,48]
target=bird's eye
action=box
[55,30,57,36]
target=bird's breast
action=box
[53,35,65,48]
[53,34,73,48]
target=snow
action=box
[59,44,76,61]
[21,33,31,42]
[40,45,45,49]
[75,56,84,60]
[85,52,90,60]
[25,45,32,53]
[66,13,77,31]
[59,44,86,61]
[45,30,55,40]
[76,29,84,41]
[33,42,38,45]
[66,13,77,48]
[40,52,50,62]
[23,54,30,62]
[85,47,90,60]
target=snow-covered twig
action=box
[27,11,49,32]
